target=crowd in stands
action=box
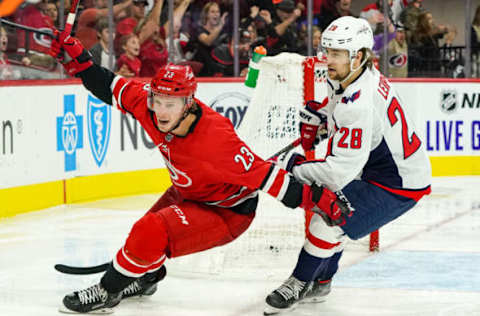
[0,0,476,80]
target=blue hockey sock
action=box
[292,249,343,282]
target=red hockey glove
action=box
[268,150,306,173]
[299,97,328,152]
[49,29,93,76]
[300,183,354,226]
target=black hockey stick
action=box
[268,137,301,160]
[0,18,56,38]
[54,262,111,275]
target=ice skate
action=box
[264,276,313,315]
[122,265,167,299]
[301,279,331,303]
[59,282,122,314]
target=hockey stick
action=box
[54,262,111,275]
[268,137,301,160]
[63,0,81,36]
[0,18,55,38]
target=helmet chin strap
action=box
[339,50,370,85]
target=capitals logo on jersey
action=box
[164,159,192,187]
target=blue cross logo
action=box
[56,94,83,172]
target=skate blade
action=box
[58,305,114,314]
[263,303,298,315]
[300,296,327,304]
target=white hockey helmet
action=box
[321,16,374,61]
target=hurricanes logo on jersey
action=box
[164,159,192,187]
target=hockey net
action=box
[167,53,377,280]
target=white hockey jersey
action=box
[293,67,432,201]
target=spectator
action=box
[442,26,464,78]
[471,5,480,76]
[240,5,275,50]
[115,0,153,57]
[317,0,356,32]
[209,25,254,77]
[298,25,321,56]
[76,0,132,50]
[267,0,301,56]
[360,0,394,35]
[133,0,167,45]
[372,16,396,56]
[471,5,480,51]
[192,1,228,76]
[44,0,59,27]
[14,0,57,71]
[399,0,424,43]
[0,25,20,79]
[391,0,414,24]
[89,16,116,71]
[409,11,448,77]
[381,23,408,77]
[139,26,168,77]
[116,33,141,77]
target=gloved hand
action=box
[299,97,328,152]
[49,29,93,76]
[300,183,354,226]
[268,150,306,173]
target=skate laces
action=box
[77,283,108,305]
[276,277,307,301]
[122,281,142,296]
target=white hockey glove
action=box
[299,97,328,152]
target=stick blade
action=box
[54,262,110,275]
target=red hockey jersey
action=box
[15,4,53,55]
[110,76,296,208]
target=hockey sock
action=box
[292,248,330,282]
[101,264,137,294]
[313,251,342,281]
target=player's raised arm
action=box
[49,31,116,106]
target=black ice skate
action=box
[264,276,314,315]
[301,279,331,303]
[60,282,122,314]
[122,265,167,299]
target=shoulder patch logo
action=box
[341,90,361,104]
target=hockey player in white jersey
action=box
[264,16,432,315]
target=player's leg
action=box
[61,195,256,313]
[264,214,346,315]
[340,180,417,240]
[264,180,418,315]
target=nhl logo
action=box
[440,90,457,114]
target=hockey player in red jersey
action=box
[263,16,432,315]
[49,30,354,314]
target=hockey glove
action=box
[299,97,328,152]
[49,30,93,76]
[269,150,306,173]
[300,183,354,226]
